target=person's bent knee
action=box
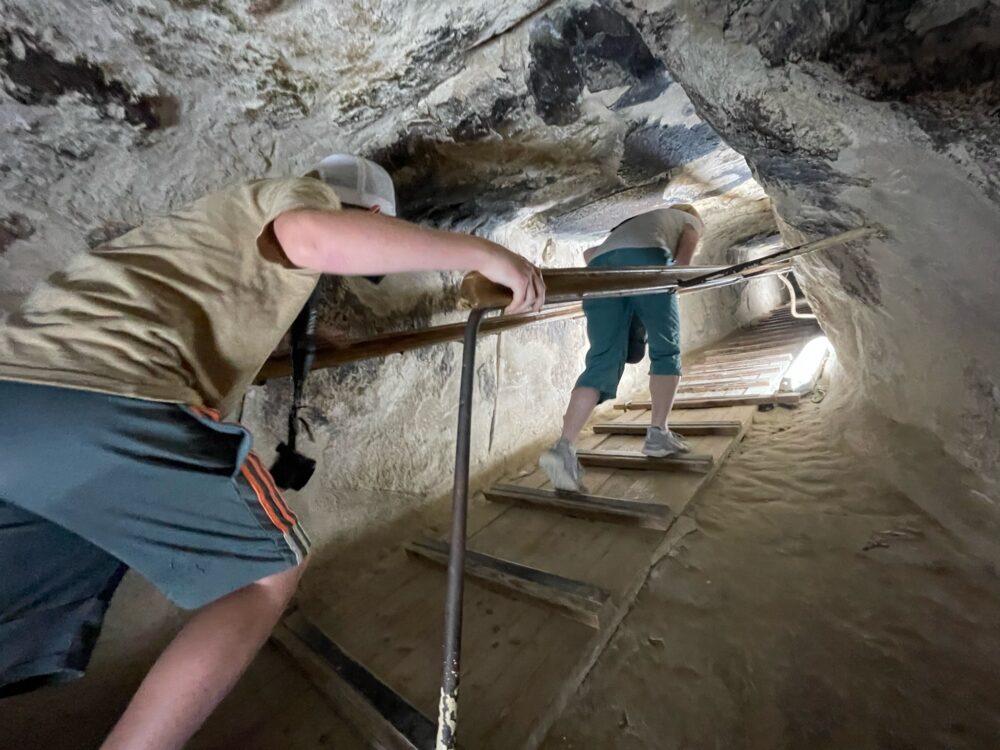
[255,560,306,604]
[575,373,620,405]
[649,354,682,377]
[197,561,307,614]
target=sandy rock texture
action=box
[624,0,1000,564]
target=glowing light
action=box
[780,335,831,393]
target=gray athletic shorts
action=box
[0,381,311,697]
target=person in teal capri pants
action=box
[539,204,705,492]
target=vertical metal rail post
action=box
[436,307,486,750]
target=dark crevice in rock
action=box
[676,85,864,209]
[722,0,864,66]
[367,9,691,227]
[407,23,483,70]
[827,245,882,307]
[368,128,564,226]
[620,121,720,181]
[712,1,999,201]
[908,100,1000,201]
[364,7,713,229]
[750,154,871,213]
[612,70,672,109]
[450,95,526,141]
[527,19,583,125]
[527,2,669,125]
[0,31,176,131]
[821,1,1000,100]
[86,221,137,249]
[732,92,840,160]
[248,0,285,16]
[722,0,999,102]
[0,213,34,255]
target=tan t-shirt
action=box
[583,208,704,264]
[0,176,340,415]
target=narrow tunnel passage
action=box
[2,0,1000,748]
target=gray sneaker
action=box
[539,438,584,492]
[642,427,691,458]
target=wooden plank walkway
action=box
[484,484,674,530]
[405,537,614,628]
[270,306,821,749]
[278,406,753,750]
[670,305,822,408]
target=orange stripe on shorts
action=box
[240,463,288,534]
[247,453,298,525]
[192,405,222,421]
[190,405,291,533]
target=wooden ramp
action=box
[617,305,823,411]
[270,308,816,749]
[273,405,753,750]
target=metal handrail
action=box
[257,265,789,383]
[435,307,485,749]
[459,226,879,310]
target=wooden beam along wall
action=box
[257,303,584,382]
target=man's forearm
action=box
[274,207,546,315]
[274,209,491,276]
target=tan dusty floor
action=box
[541,395,1000,750]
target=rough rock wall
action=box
[627,0,1000,564]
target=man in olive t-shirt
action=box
[0,154,545,750]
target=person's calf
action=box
[648,373,681,429]
[100,561,307,750]
[560,386,601,444]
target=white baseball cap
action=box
[316,154,396,217]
